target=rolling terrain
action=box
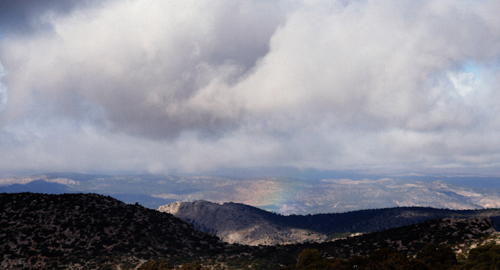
[0,193,500,269]
[159,200,500,245]
[0,193,228,269]
[1,192,500,269]
[2,172,500,214]
[159,200,329,245]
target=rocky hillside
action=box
[311,217,497,258]
[159,200,500,245]
[0,193,228,269]
[159,200,327,245]
[212,217,498,270]
[1,192,498,270]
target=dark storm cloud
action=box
[0,0,288,140]
[1,0,500,175]
[0,0,103,34]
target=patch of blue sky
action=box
[443,60,485,98]
[462,60,481,80]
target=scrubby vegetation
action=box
[278,242,500,270]
[161,200,500,246]
[0,193,228,269]
[133,242,500,270]
[464,242,500,270]
[2,193,500,270]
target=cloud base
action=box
[1,0,500,176]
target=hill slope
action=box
[159,200,500,245]
[159,200,329,245]
[0,193,226,269]
[1,193,498,270]
[214,217,498,270]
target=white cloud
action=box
[0,62,7,111]
[1,0,500,175]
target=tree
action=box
[465,242,500,270]
[416,243,458,270]
[297,249,323,268]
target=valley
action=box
[4,173,500,269]
[2,173,500,214]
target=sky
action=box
[1,0,500,177]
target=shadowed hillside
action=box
[0,193,228,269]
[160,200,500,245]
[1,193,499,270]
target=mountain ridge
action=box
[3,173,500,214]
[0,192,228,269]
[159,200,500,245]
[2,192,499,269]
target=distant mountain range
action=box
[0,178,177,209]
[2,172,500,214]
[1,193,499,269]
[159,200,500,246]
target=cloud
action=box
[0,0,105,35]
[0,62,7,111]
[1,0,500,175]
[1,0,288,139]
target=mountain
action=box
[248,217,498,270]
[1,192,498,270]
[108,193,177,209]
[3,173,500,215]
[263,216,497,260]
[159,200,500,245]
[0,180,71,194]
[0,193,227,269]
[195,216,498,269]
[0,180,175,209]
[159,200,329,245]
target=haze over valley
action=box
[2,172,500,215]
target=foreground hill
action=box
[1,192,499,270]
[159,200,500,245]
[242,217,498,269]
[0,193,228,269]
